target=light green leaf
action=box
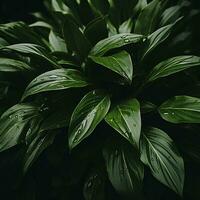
[105,98,141,148]
[23,131,56,173]
[140,127,184,195]
[134,0,161,35]
[90,51,133,83]
[49,30,67,52]
[103,139,144,197]
[22,68,89,100]
[29,21,52,29]
[90,33,145,56]
[63,15,91,60]
[159,96,200,123]
[0,58,32,72]
[119,18,133,34]
[68,90,111,149]
[0,103,40,152]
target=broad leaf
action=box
[103,139,144,197]
[90,51,133,83]
[142,24,173,59]
[160,5,181,26]
[159,96,200,123]
[63,15,91,60]
[146,56,200,82]
[49,30,67,52]
[68,90,111,149]
[140,100,157,114]
[0,103,40,152]
[0,43,59,68]
[119,19,133,34]
[105,98,141,148]
[134,0,161,35]
[22,69,89,100]
[90,33,145,56]
[0,58,32,72]
[140,127,184,195]
[23,131,56,173]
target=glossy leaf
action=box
[49,30,67,52]
[160,5,181,26]
[142,24,173,59]
[22,69,89,100]
[159,96,200,123]
[23,131,56,173]
[103,139,144,197]
[146,56,200,82]
[134,0,161,35]
[0,103,40,152]
[90,33,145,56]
[0,43,59,68]
[0,58,31,72]
[68,90,111,149]
[90,51,133,83]
[140,127,184,195]
[119,18,133,34]
[63,15,91,60]
[105,98,141,148]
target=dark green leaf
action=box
[119,18,133,34]
[105,98,141,148]
[159,96,200,123]
[140,100,157,114]
[146,56,200,83]
[134,0,162,35]
[88,0,110,15]
[23,131,56,173]
[0,103,40,152]
[103,139,144,197]
[0,58,31,72]
[22,68,89,100]
[0,43,60,68]
[68,90,111,149]
[90,33,145,56]
[90,50,133,83]
[140,127,184,195]
[63,15,91,60]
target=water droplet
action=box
[124,39,130,43]
[171,112,175,115]
[87,181,92,188]
[142,38,147,42]
[9,115,12,119]
[49,75,58,79]
[163,113,169,115]
[92,91,96,95]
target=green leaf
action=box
[140,100,157,114]
[22,69,89,100]
[0,103,40,152]
[103,139,144,197]
[63,15,91,60]
[146,56,200,82]
[134,0,162,35]
[83,170,105,200]
[140,127,184,195]
[49,30,67,52]
[159,96,200,123]
[84,17,108,45]
[142,24,173,59]
[29,21,52,29]
[90,33,145,56]
[119,18,133,34]
[0,58,32,72]
[23,131,56,173]
[0,43,60,68]
[105,98,141,148]
[88,0,110,15]
[68,90,111,149]
[90,51,133,84]
[160,5,181,26]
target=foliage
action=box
[0,0,200,199]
